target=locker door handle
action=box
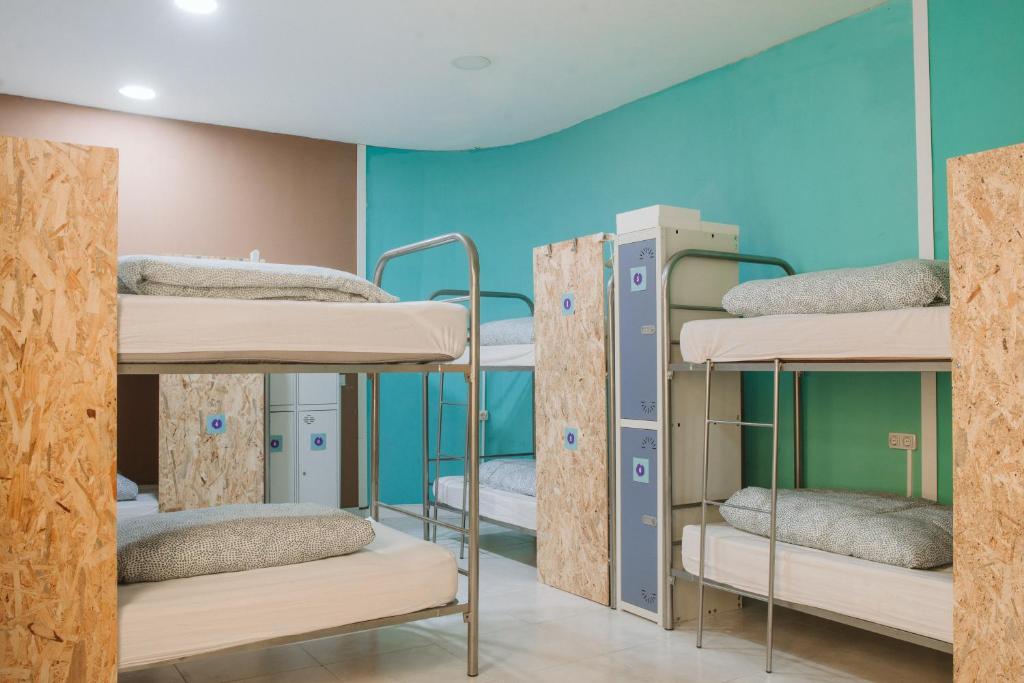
[641,514,657,527]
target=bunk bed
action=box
[116,486,160,522]
[661,250,953,674]
[424,290,537,539]
[116,233,485,677]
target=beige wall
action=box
[0,95,360,504]
[0,94,356,270]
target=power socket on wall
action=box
[888,432,918,450]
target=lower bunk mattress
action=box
[681,523,952,643]
[118,522,458,669]
[436,475,536,531]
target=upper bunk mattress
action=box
[680,306,950,363]
[118,522,457,669]
[681,523,952,643]
[118,294,468,364]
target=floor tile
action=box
[118,666,186,683]
[324,644,466,682]
[175,645,318,683]
[232,666,340,683]
[301,627,436,666]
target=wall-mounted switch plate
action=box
[888,432,918,450]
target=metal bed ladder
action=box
[425,289,536,556]
[661,249,796,674]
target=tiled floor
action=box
[120,509,952,683]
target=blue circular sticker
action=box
[211,418,223,429]
[314,436,325,447]
[270,438,281,449]
[633,272,643,286]
[635,462,645,477]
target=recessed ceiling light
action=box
[119,85,156,100]
[452,55,491,71]
[174,0,218,14]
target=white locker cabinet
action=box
[298,374,338,406]
[269,374,296,407]
[267,410,296,504]
[266,373,342,507]
[298,409,340,508]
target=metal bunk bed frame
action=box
[118,233,485,678]
[660,249,953,674]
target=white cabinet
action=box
[266,374,341,507]
[297,410,339,507]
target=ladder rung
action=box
[440,401,468,408]
[707,419,772,428]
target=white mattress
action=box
[118,522,458,669]
[436,475,536,531]
[117,489,159,521]
[681,523,952,643]
[680,306,950,363]
[453,343,535,368]
[118,294,468,364]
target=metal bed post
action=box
[605,269,617,611]
[370,372,381,523]
[766,358,782,673]
[794,371,802,489]
[696,360,713,648]
[374,233,481,677]
[432,372,445,543]
[422,373,431,540]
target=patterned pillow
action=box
[117,503,375,583]
[480,317,534,346]
[116,474,139,502]
[720,487,952,569]
[722,259,949,317]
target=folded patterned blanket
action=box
[479,459,536,497]
[722,259,949,317]
[116,473,139,502]
[118,255,398,303]
[117,503,375,583]
[720,487,952,569]
[480,316,534,346]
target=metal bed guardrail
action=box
[660,248,953,674]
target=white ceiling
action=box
[0,0,883,150]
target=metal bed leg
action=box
[422,373,430,541]
[697,360,713,648]
[466,303,481,679]
[432,373,446,543]
[793,371,802,490]
[370,373,381,523]
[459,402,471,560]
[766,359,782,674]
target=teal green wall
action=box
[929,0,1024,260]
[368,0,955,504]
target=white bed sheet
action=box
[452,343,535,368]
[680,306,950,363]
[117,488,159,522]
[118,294,468,364]
[436,475,536,531]
[118,522,458,669]
[681,523,952,643]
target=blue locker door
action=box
[618,239,658,421]
[620,427,659,612]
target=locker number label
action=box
[630,266,647,292]
[311,433,327,451]
[269,435,283,453]
[561,292,575,315]
[563,427,579,451]
[632,457,650,484]
[205,413,226,435]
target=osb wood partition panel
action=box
[158,374,265,511]
[949,142,1024,681]
[533,233,610,604]
[0,137,118,681]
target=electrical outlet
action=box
[888,432,918,450]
